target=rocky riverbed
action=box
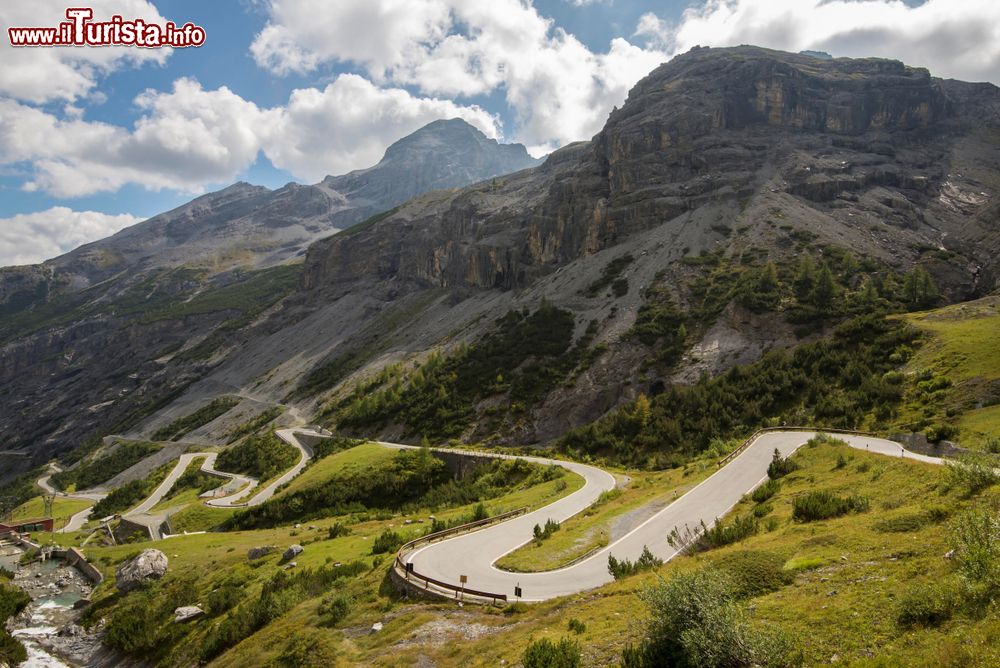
[1,545,107,667]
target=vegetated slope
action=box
[0,120,537,473]
[890,295,1000,449]
[205,45,1000,453]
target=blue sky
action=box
[1,0,997,266]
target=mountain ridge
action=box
[2,45,1000,471]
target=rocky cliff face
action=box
[4,47,1000,470]
[0,120,537,469]
[304,47,1000,300]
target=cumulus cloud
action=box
[264,74,500,180]
[250,0,668,153]
[637,0,1000,85]
[0,76,499,196]
[0,81,268,197]
[0,207,140,265]
[0,0,171,103]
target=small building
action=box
[0,517,54,533]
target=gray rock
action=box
[174,606,204,623]
[115,549,168,593]
[247,546,277,561]
[371,622,383,633]
[282,544,304,562]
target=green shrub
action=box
[943,455,1000,497]
[897,579,959,628]
[560,314,919,468]
[51,441,160,490]
[608,546,662,580]
[750,478,780,503]
[206,585,241,616]
[874,506,948,533]
[950,508,1000,593]
[585,254,634,298]
[567,618,586,635]
[687,514,759,551]
[226,407,284,444]
[752,503,774,518]
[767,449,799,480]
[0,631,26,667]
[327,523,351,539]
[792,491,869,522]
[533,518,561,543]
[371,529,404,555]
[630,566,797,667]
[522,637,581,668]
[319,591,353,626]
[274,629,340,668]
[92,462,172,516]
[713,550,794,599]
[216,431,297,481]
[152,396,239,441]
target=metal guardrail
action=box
[394,507,528,604]
[716,426,876,467]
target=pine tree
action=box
[634,393,651,429]
[794,256,817,301]
[811,263,838,311]
[902,267,938,310]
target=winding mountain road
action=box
[35,427,321,532]
[400,431,944,601]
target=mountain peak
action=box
[317,118,539,223]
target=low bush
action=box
[767,449,799,479]
[792,491,869,522]
[950,508,1000,594]
[627,566,797,667]
[943,455,1000,497]
[522,637,581,668]
[533,518,560,543]
[567,618,586,635]
[274,629,340,668]
[216,431,297,481]
[750,478,781,503]
[152,396,239,441]
[319,591,353,626]
[713,550,794,599]
[206,585,241,616]
[52,441,160,491]
[608,546,662,580]
[371,529,404,555]
[327,523,351,539]
[874,506,948,534]
[896,579,959,628]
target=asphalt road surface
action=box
[403,431,943,601]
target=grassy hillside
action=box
[64,442,583,667]
[899,296,1000,449]
[12,495,91,530]
[271,438,993,667]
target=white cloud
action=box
[250,0,668,153]
[639,0,1000,85]
[0,80,269,197]
[264,74,500,180]
[0,75,500,196]
[0,207,140,265]
[0,0,171,103]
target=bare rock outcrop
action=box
[115,549,168,593]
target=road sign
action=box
[459,574,468,584]
[515,585,522,598]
